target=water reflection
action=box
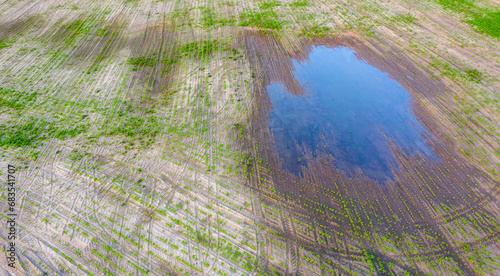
[267,46,437,182]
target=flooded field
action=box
[244,34,500,275]
[1,0,500,273]
[268,45,437,182]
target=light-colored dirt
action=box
[0,0,499,275]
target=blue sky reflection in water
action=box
[267,46,438,182]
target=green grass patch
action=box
[96,25,111,36]
[0,88,37,111]
[0,119,88,148]
[104,114,158,139]
[464,68,484,83]
[390,13,417,24]
[201,8,235,27]
[60,18,91,45]
[290,0,308,8]
[65,19,86,31]
[0,39,14,50]
[260,0,281,9]
[128,56,157,66]
[299,25,330,37]
[161,90,177,105]
[239,11,282,30]
[0,119,46,147]
[431,61,485,83]
[180,40,220,55]
[202,8,217,27]
[437,0,474,11]
[437,0,500,38]
[467,11,500,38]
[162,58,176,64]
[0,88,90,147]
[64,18,91,36]
[69,149,89,161]
[51,125,88,140]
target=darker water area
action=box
[267,46,438,182]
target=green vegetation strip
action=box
[438,0,500,38]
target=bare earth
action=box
[0,0,500,275]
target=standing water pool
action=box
[267,46,438,182]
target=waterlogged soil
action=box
[267,46,438,182]
[3,0,500,273]
[244,33,500,275]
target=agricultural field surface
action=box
[0,0,500,275]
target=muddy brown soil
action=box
[1,0,500,274]
[244,31,499,275]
